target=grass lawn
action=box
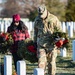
[56,56,75,75]
[0,50,75,75]
[0,39,75,75]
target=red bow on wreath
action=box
[27,45,36,53]
[0,33,9,41]
[63,39,68,44]
[55,40,63,48]
[55,39,68,48]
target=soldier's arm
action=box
[53,17,62,32]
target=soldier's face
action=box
[38,6,45,15]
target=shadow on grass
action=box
[56,56,75,68]
[56,73,75,75]
[0,64,4,75]
[26,73,75,75]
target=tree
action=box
[65,0,75,21]
[20,0,39,21]
[1,0,67,21]
[45,0,66,21]
[1,0,42,20]
[1,0,22,18]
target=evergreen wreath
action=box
[17,38,38,63]
[0,32,13,54]
[52,32,70,49]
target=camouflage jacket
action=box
[34,12,62,48]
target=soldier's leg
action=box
[47,47,57,75]
[37,48,47,73]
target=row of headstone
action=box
[0,21,75,38]
[0,18,29,32]
[4,55,44,75]
[0,20,34,38]
[62,22,75,38]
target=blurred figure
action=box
[34,4,62,75]
[7,14,30,72]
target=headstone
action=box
[68,25,73,38]
[17,61,26,75]
[4,55,12,75]
[34,68,44,75]
[60,47,67,57]
[72,40,75,61]
[62,22,66,32]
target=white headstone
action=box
[4,55,12,75]
[73,22,75,32]
[60,47,67,57]
[34,68,44,75]
[62,22,66,32]
[68,25,73,38]
[17,61,26,75]
[1,21,4,32]
[72,40,75,61]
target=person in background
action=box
[34,5,62,75]
[7,14,30,72]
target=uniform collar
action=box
[43,11,48,20]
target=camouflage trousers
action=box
[37,47,57,75]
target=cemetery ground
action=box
[25,50,75,75]
[0,49,75,75]
[0,37,75,75]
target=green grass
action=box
[1,31,75,75]
[56,51,75,75]
[0,49,75,75]
[56,56,75,68]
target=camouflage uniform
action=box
[34,5,62,75]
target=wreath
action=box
[52,32,70,49]
[0,32,13,54]
[17,38,38,63]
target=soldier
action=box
[34,4,62,75]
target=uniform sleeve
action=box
[55,18,62,32]
[52,16,62,32]
[55,17,62,32]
